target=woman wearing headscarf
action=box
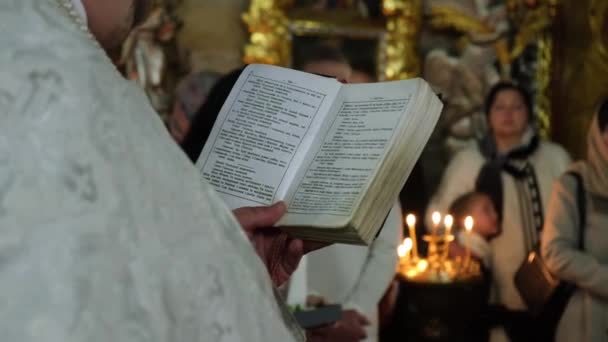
[542,100,608,342]
[426,82,571,341]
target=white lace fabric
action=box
[0,1,300,341]
[69,0,87,24]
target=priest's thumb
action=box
[233,201,287,232]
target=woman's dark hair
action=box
[448,192,486,230]
[484,81,534,121]
[598,98,608,132]
[292,42,348,71]
[180,67,244,162]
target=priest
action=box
[0,0,315,340]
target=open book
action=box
[196,64,442,245]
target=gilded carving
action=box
[551,0,608,157]
[120,2,183,120]
[508,0,558,137]
[428,5,494,36]
[241,0,423,80]
[240,0,575,146]
[242,0,294,67]
[382,0,422,80]
[425,1,558,138]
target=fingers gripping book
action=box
[196,64,442,245]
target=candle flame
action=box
[397,244,407,258]
[417,259,429,272]
[444,215,454,230]
[406,214,416,227]
[432,211,442,225]
[403,238,413,252]
[398,238,413,258]
[465,216,474,232]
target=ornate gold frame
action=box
[426,0,559,138]
[242,0,422,81]
[509,0,560,138]
[242,0,557,135]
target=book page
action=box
[196,64,341,209]
[280,81,417,227]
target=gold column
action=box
[242,0,294,67]
[507,0,560,138]
[382,0,423,80]
[534,0,560,139]
[535,31,552,138]
[551,0,608,158]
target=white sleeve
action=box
[549,143,572,178]
[343,202,403,311]
[457,230,492,267]
[541,177,608,300]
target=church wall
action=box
[177,0,249,74]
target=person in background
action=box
[341,39,377,84]
[349,62,375,84]
[446,191,500,341]
[182,45,402,341]
[542,100,608,342]
[291,43,403,342]
[447,191,500,260]
[169,70,220,144]
[339,53,431,342]
[181,68,244,162]
[292,41,352,83]
[299,202,402,342]
[426,81,571,342]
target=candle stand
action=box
[395,218,489,342]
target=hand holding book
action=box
[233,201,329,286]
[198,64,442,245]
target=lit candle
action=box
[431,211,442,236]
[406,214,419,259]
[443,214,454,259]
[403,237,413,258]
[398,244,407,259]
[397,239,412,268]
[444,215,454,235]
[416,259,429,272]
[464,216,474,269]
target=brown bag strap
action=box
[566,171,586,251]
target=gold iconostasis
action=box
[120,0,608,163]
